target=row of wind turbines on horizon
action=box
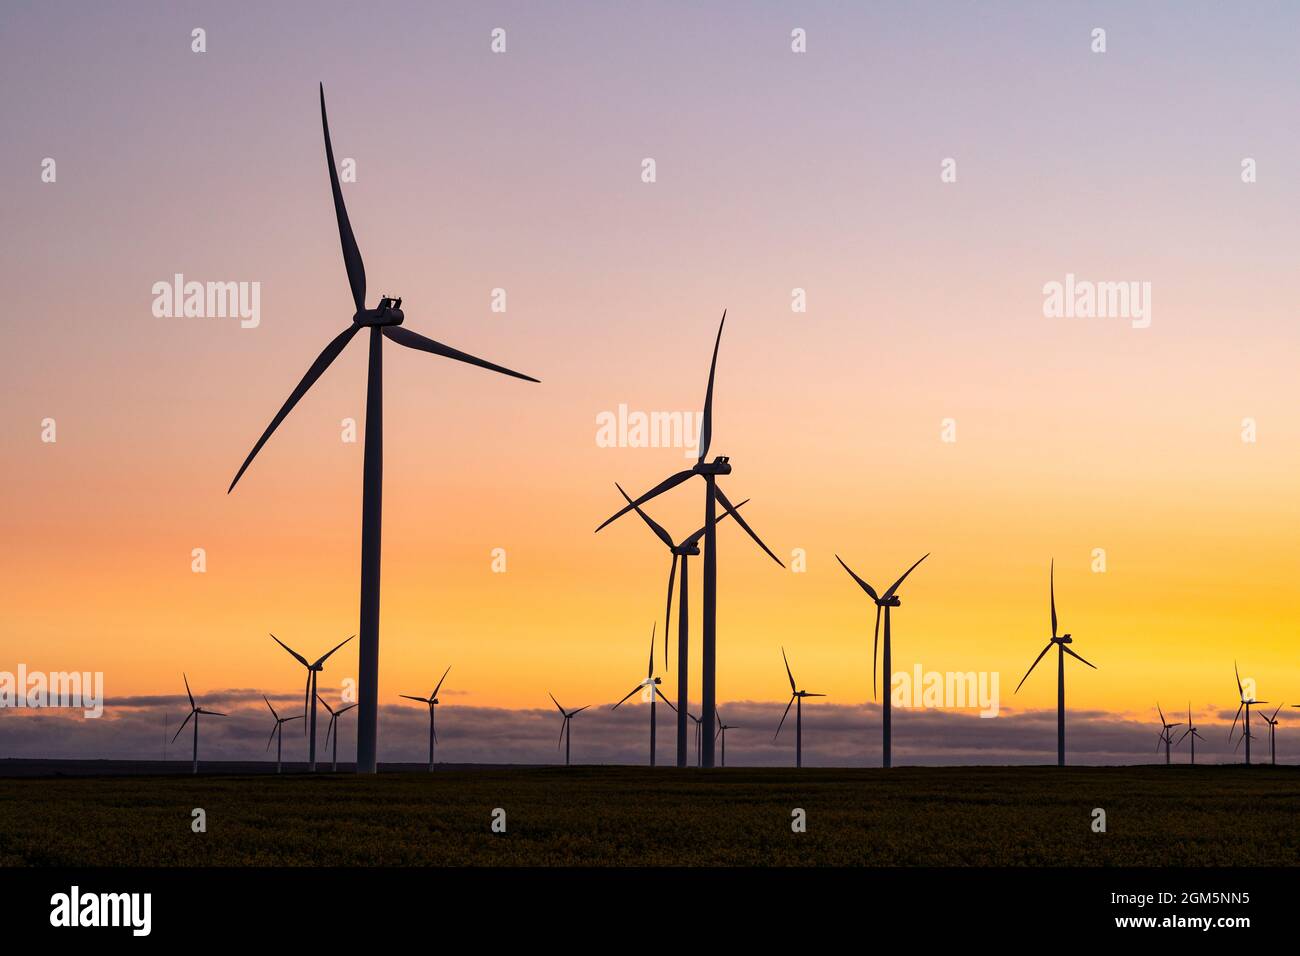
[213,85,1290,776]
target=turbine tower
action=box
[774,648,825,769]
[835,553,928,768]
[1260,703,1283,766]
[400,666,452,772]
[264,696,303,773]
[550,694,589,767]
[228,85,540,774]
[172,675,225,775]
[611,625,676,766]
[610,485,747,767]
[1013,561,1097,767]
[597,314,782,767]
[270,634,352,772]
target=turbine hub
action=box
[694,456,732,476]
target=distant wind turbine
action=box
[1175,703,1203,765]
[1013,560,1097,767]
[596,313,784,766]
[687,711,702,767]
[1260,703,1283,765]
[714,709,738,767]
[227,85,541,775]
[611,625,676,766]
[835,553,928,768]
[270,634,353,773]
[264,696,303,774]
[774,648,825,769]
[400,665,452,772]
[1155,704,1181,765]
[550,694,589,767]
[1229,662,1266,766]
[317,695,356,773]
[172,675,225,775]
[611,484,749,767]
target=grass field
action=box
[1,765,1296,866]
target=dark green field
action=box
[1,765,1296,866]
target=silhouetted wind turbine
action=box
[1014,561,1097,767]
[612,484,748,767]
[1155,704,1181,766]
[317,694,356,772]
[228,85,540,775]
[1229,662,1266,766]
[611,625,676,766]
[835,553,928,768]
[400,665,452,772]
[270,634,353,773]
[1260,703,1283,765]
[774,648,825,769]
[172,675,225,775]
[550,694,589,767]
[687,711,702,767]
[596,313,783,766]
[1175,703,1203,765]
[264,696,303,774]
[715,709,738,767]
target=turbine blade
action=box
[383,325,539,383]
[320,83,367,313]
[1062,645,1095,669]
[200,710,227,717]
[616,483,675,550]
[654,686,677,711]
[228,324,361,493]
[883,552,929,599]
[834,555,880,601]
[1157,703,1166,725]
[182,673,195,709]
[267,723,279,751]
[549,692,565,715]
[171,709,194,742]
[400,695,430,703]
[612,686,642,710]
[571,705,591,716]
[774,696,795,739]
[1175,728,1191,744]
[1015,644,1054,693]
[697,311,725,463]
[433,665,452,699]
[337,704,356,715]
[664,553,677,669]
[872,605,881,699]
[683,496,749,548]
[1049,559,1057,639]
[1229,702,1244,741]
[303,675,311,733]
[315,693,334,716]
[595,470,695,533]
[558,718,567,750]
[782,647,796,693]
[324,715,334,749]
[264,695,278,720]
[269,633,309,667]
[312,634,355,668]
[647,623,655,679]
[714,485,783,567]
[1270,703,1283,720]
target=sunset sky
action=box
[2,2,1298,764]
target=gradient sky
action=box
[2,2,1298,764]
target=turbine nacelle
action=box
[353,296,405,327]
[693,456,732,476]
[876,595,901,609]
[1052,634,1073,644]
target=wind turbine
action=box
[1229,662,1266,766]
[550,694,589,767]
[714,709,738,767]
[1013,560,1097,767]
[1155,704,1181,766]
[171,675,225,775]
[264,696,303,774]
[400,665,452,772]
[611,485,748,767]
[687,711,702,767]
[227,85,540,775]
[611,625,676,766]
[1175,703,1203,765]
[596,313,783,766]
[317,694,356,772]
[835,553,928,768]
[774,648,825,769]
[270,634,353,773]
[1260,703,1283,765]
